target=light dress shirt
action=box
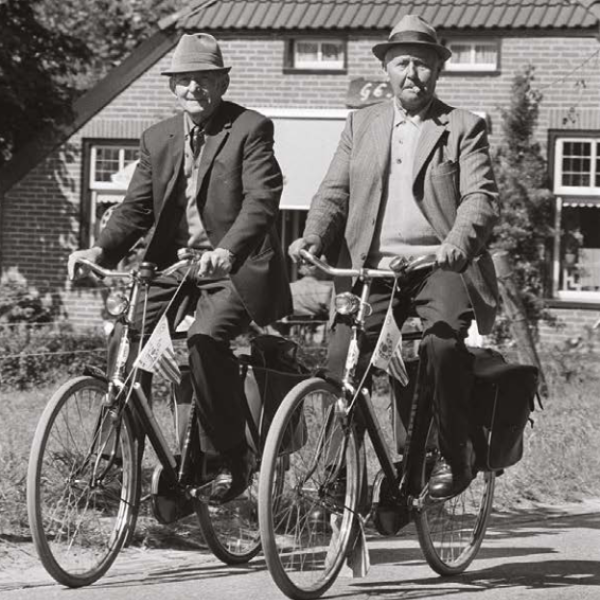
[367,100,440,268]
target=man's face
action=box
[171,71,229,123]
[384,45,441,114]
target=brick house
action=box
[1,0,600,344]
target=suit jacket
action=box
[96,101,292,326]
[304,98,500,334]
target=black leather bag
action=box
[470,348,539,471]
[391,347,539,471]
[241,335,309,453]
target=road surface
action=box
[1,500,598,600]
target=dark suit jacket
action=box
[305,98,500,334]
[96,101,292,326]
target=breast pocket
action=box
[431,160,458,178]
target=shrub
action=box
[0,268,54,324]
[491,64,556,340]
[0,323,106,391]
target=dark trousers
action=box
[107,274,251,456]
[326,269,475,472]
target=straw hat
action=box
[372,14,452,62]
[162,33,231,75]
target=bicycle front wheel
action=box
[27,376,141,587]
[415,469,496,575]
[259,378,360,600]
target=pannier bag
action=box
[240,334,309,453]
[470,347,539,471]
[391,348,539,472]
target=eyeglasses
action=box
[172,73,221,88]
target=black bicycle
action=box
[258,249,496,600]
[27,250,286,587]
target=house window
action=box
[554,138,600,195]
[445,39,499,72]
[551,133,600,300]
[83,141,138,247]
[286,39,346,72]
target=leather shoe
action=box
[428,457,473,500]
[209,443,254,505]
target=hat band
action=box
[388,30,440,46]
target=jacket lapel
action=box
[196,104,232,201]
[369,100,394,175]
[413,99,450,181]
[163,115,185,208]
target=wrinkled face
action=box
[170,71,229,123]
[384,45,441,114]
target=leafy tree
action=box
[491,64,555,333]
[36,0,182,91]
[0,0,183,168]
[0,0,90,166]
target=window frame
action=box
[552,135,600,196]
[444,38,500,73]
[549,130,600,303]
[81,139,139,248]
[284,37,347,74]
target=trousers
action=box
[326,269,475,471]
[107,272,251,455]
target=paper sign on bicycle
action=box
[371,303,409,386]
[134,315,181,384]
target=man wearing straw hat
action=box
[290,15,500,499]
[69,33,292,504]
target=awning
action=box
[269,112,348,210]
[561,197,600,208]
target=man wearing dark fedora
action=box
[290,14,500,499]
[69,33,292,504]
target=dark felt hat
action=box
[162,33,231,75]
[372,14,452,62]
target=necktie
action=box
[191,126,205,159]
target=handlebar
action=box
[298,249,437,279]
[72,254,197,282]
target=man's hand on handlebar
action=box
[193,248,234,280]
[436,242,468,273]
[288,235,323,263]
[68,247,104,280]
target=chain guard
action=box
[371,468,412,536]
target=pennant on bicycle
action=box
[371,304,409,386]
[134,315,181,384]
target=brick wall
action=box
[2,32,600,333]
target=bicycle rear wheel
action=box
[259,378,360,600]
[27,376,141,587]
[194,456,286,564]
[415,469,495,575]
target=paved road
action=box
[1,500,598,600]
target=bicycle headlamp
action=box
[105,290,129,317]
[334,292,361,316]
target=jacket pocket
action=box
[431,160,458,178]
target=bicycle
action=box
[258,249,496,600]
[26,250,287,587]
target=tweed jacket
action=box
[96,101,292,326]
[304,98,500,334]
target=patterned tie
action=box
[191,125,205,159]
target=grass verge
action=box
[1,353,599,549]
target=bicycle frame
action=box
[297,250,436,507]
[78,257,200,492]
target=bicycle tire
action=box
[194,457,286,564]
[259,377,360,600]
[415,469,495,575]
[27,376,141,587]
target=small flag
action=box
[371,303,409,386]
[346,515,370,578]
[134,315,181,384]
